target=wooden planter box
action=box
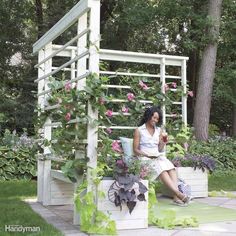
[161,167,208,198]
[97,179,148,230]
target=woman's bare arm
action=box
[133,128,149,156]
[158,130,165,152]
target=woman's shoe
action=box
[172,199,186,207]
[182,195,191,205]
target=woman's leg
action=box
[167,169,181,201]
[159,170,185,201]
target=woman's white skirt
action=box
[141,154,175,180]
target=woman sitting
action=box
[133,106,190,206]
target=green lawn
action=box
[0,180,63,236]
[208,171,236,191]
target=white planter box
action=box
[161,167,208,198]
[97,179,148,230]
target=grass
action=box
[0,180,63,236]
[208,170,236,191]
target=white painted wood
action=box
[35,50,89,82]
[97,179,148,230]
[160,57,166,127]
[181,59,187,125]
[101,71,161,78]
[33,0,89,53]
[99,126,136,130]
[42,160,52,205]
[35,29,90,68]
[86,0,100,192]
[37,49,45,203]
[37,159,44,203]
[42,44,53,206]
[50,177,74,205]
[50,170,73,183]
[99,49,188,66]
[37,72,90,97]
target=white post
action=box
[181,59,187,126]
[74,12,88,225]
[86,0,100,190]
[42,43,53,206]
[160,57,166,126]
[37,49,45,203]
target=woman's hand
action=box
[160,131,168,144]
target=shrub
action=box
[172,154,216,173]
[0,130,38,180]
[188,137,236,170]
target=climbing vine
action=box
[36,72,194,233]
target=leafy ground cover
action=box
[0,180,63,236]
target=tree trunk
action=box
[193,0,223,141]
[232,79,236,136]
[187,49,199,123]
[35,0,44,39]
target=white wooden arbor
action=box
[33,0,189,227]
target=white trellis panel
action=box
[160,57,166,126]
[181,60,187,125]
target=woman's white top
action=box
[137,123,175,179]
[138,123,161,156]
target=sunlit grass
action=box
[0,180,63,236]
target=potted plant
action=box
[162,154,216,198]
[97,156,153,230]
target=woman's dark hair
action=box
[138,106,162,126]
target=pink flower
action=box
[164,84,169,92]
[112,140,122,153]
[99,97,105,105]
[65,112,71,121]
[65,82,71,92]
[171,82,177,88]
[139,80,149,90]
[140,166,149,179]
[106,128,112,134]
[105,109,113,117]
[188,91,194,97]
[127,93,135,101]
[121,106,129,113]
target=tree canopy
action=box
[0,0,235,138]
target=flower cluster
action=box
[172,154,216,173]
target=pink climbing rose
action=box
[121,106,129,113]
[171,82,177,88]
[140,166,149,179]
[164,84,169,92]
[112,140,122,153]
[65,82,72,92]
[105,109,113,117]
[139,80,149,90]
[99,97,105,105]
[106,128,112,134]
[188,91,194,97]
[127,93,135,101]
[65,112,71,121]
